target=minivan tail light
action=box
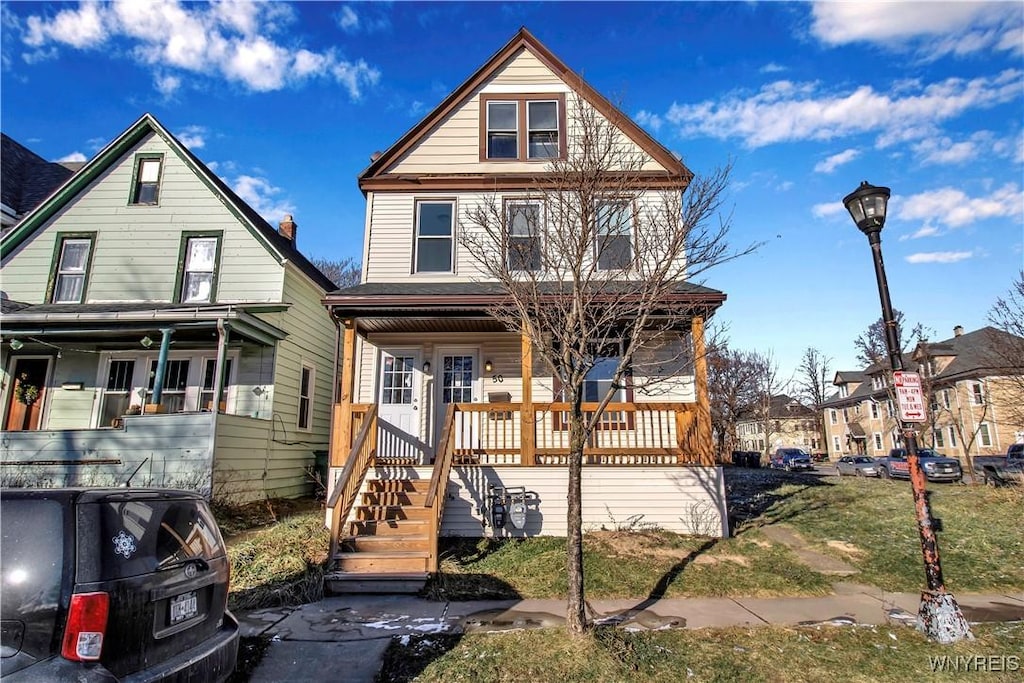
[61,592,109,661]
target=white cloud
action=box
[57,151,87,163]
[905,251,974,264]
[337,6,359,33]
[810,2,1022,59]
[814,148,859,174]
[896,183,1023,228]
[175,125,206,149]
[812,201,845,219]
[664,70,1022,148]
[760,62,786,74]
[899,225,942,241]
[231,174,296,225]
[18,0,380,98]
[635,109,662,132]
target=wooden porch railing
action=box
[327,404,378,561]
[424,403,456,573]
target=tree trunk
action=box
[565,402,588,635]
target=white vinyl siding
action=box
[0,133,283,304]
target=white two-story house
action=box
[321,29,730,591]
[1,114,336,501]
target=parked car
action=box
[1,488,238,682]
[770,448,814,471]
[876,448,962,483]
[810,452,830,463]
[835,455,880,478]
[972,443,1024,485]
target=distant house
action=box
[1,133,78,232]
[735,394,821,454]
[321,29,728,591]
[822,326,1024,459]
[0,114,336,501]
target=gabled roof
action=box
[358,28,691,189]
[918,326,1023,381]
[1,133,75,224]
[0,114,336,292]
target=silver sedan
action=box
[836,455,880,477]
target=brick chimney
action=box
[953,325,964,337]
[278,214,296,245]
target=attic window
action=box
[130,155,163,205]
[175,233,221,303]
[49,233,95,304]
[481,94,565,162]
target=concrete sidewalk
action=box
[239,587,1024,682]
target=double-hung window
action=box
[50,234,94,303]
[505,201,541,271]
[298,364,315,430]
[201,358,233,412]
[100,359,135,426]
[482,95,564,161]
[979,422,992,448]
[148,359,190,413]
[829,409,837,425]
[971,383,985,405]
[177,234,221,303]
[414,201,454,273]
[130,155,162,205]
[594,200,633,270]
[870,402,879,419]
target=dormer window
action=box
[130,155,163,205]
[176,233,221,303]
[49,233,95,303]
[481,94,565,161]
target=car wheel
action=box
[880,467,891,479]
[836,467,843,477]
[855,469,864,477]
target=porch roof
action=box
[0,302,289,347]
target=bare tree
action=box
[311,256,361,289]
[795,347,832,455]
[459,95,758,635]
[707,343,762,457]
[987,271,1024,428]
[854,310,932,367]
[751,350,788,456]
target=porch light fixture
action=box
[843,179,971,642]
[484,360,494,373]
[9,339,24,351]
[140,335,154,348]
[422,361,431,374]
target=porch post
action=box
[692,316,714,466]
[333,319,357,467]
[520,329,535,466]
[149,327,174,409]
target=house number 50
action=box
[492,375,503,383]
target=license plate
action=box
[169,591,198,625]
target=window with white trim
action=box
[414,201,454,273]
[829,409,837,425]
[505,201,542,271]
[594,200,633,270]
[147,359,190,414]
[942,390,951,409]
[130,155,162,205]
[100,359,136,426]
[298,364,315,430]
[979,422,992,447]
[201,358,233,412]
[873,432,883,451]
[870,402,879,419]
[948,426,957,448]
[833,435,842,453]
[482,95,563,161]
[51,235,94,304]
[934,429,945,448]
[486,101,518,159]
[971,383,985,405]
[179,236,220,303]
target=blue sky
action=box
[2,1,1022,382]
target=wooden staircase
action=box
[326,477,432,593]
[325,404,456,594]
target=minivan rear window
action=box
[98,499,224,580]
[0,499,64,644]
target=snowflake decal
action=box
[113,530,137,559]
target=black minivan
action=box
[1,488,238,682]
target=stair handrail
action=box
[425,403,457,572]
[328,403,378,562]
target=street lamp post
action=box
[843,181,972,644]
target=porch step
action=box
[341,534,430,553]
[334,550,431,573]
[355,504,432,521]
[348,518,430,536]
[373,456,423,467]
[361,490,427,506]
[324,571,429,595]
[367,478,431,493]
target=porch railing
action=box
[327,404,378,561]
[425,404,456,572]
[330,400,709,468]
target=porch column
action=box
[520,329,535,466]
[149,327,174,410]
[692,316,714,466]
[212,319,230,413]
[333,319,357,467]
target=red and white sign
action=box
[893,371,926,423]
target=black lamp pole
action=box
[843,181,971,643]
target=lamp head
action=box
[843,181,890,235]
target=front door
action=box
[4,357,51,431]
[435,350,479,453]
[376,350,426,462]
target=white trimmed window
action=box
[131,156,162,205]
[482,96,563,161]
[948,426,958,448]
[414,201,455,273]
[934,429,945,448]
[51,235,94,304]
[298,364,315,430]
[873,432,883,451]
[179,236,220,303]
[870,402,879,419]
[595,200,633,270]
[829,409,837,425]
[505,201,542,271]
[979,422,992,447]
[972,383,985,405]
[833,435,841,453]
